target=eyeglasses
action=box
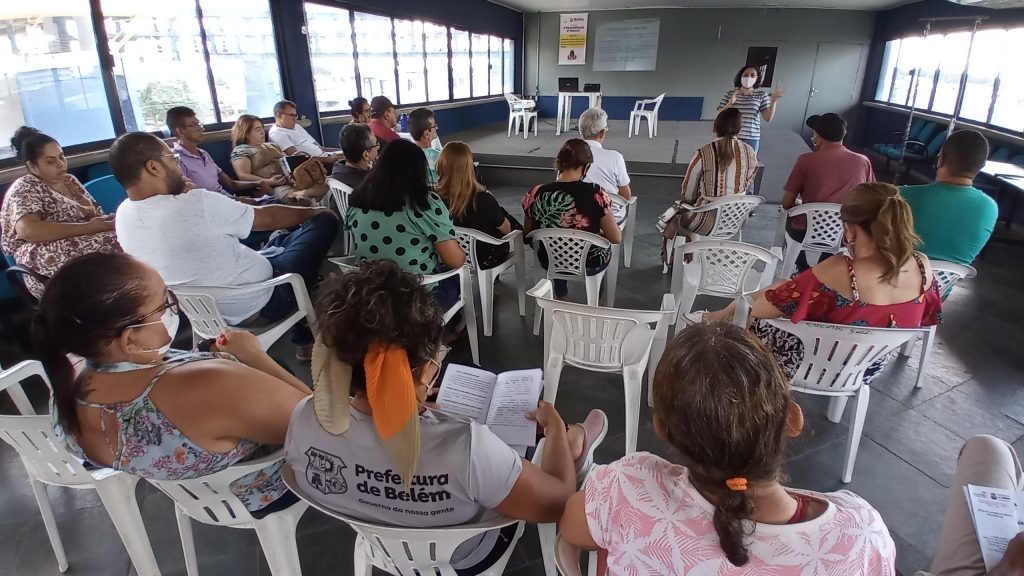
[184,122,203,130]
[122,289,180,331]
[423,345,451,392]
[280,112,298,118]
[162,152,181,162]
[429,124,439,132]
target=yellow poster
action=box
[559,13,588,65]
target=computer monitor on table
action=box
[558,77,579,92]
[584,83,601,92]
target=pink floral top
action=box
[585,452,897,576]
[0,173,121,297]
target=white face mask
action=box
[741,76,757,89]
[134,307,179,356]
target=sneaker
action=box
[295,343,314,361]
[573,409,608,481]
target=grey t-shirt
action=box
[284,397,523,568]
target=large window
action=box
[303,3,514,111]
[876,26,1024,133]
[102,0,283,132]
[0,3,116,150]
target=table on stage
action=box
[556,92,602,135]
[980,160,1024,231]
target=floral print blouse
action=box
[54,351,287,512]
[522,179,613,268]
[0,173,121,297]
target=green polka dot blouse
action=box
[345,192,456,275]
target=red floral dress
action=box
[754,254,942,382]
[1,173,121,297]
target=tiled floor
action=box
[2,162,1023,575]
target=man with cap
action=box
[368,95,402,145]
[782,112,874,270]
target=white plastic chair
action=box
[147,450,308,576]
[527,228,619,310]
[282,465,523,576]
[529,279,674,454]
[661,195,765,273]
[774,202,845,279]
[172,273,316,351]
[609,193,638,268]
[454,227,527,337]
[554,533,598,576]
[0,361,161,575]
[898,260,976,389]
[532,439,599,576]
[504,93,538,139]
[330,258,481,365]
[326,177,354,255]
[628,93,666,138]
[763,319,919,483]
[669,239,781,329]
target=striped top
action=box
[718,89,772,140]
[677,138,758,236]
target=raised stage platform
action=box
[445,119,812,204]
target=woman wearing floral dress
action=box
[1,127,121,297]
[522,139,621,298]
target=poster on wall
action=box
[746,46,779,87]
[558,13,588,65]
[593,18,660,72]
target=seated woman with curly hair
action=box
[285,259,606,574]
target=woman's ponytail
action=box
[712,108,743,168]
[31,313,81,435]
[712,486,754,566]
[842,184,920,284]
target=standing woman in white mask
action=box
[717,65,784,155]
[34,252,310,518]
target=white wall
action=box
[524,8,876,134]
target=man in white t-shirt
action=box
[110,132,339,360]
[579,107,632,200]
[268,100,343,164]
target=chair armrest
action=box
[660,293,676,314]
[421,265,467,284]
[527,278,553,299]
[471,229,521,247]
[173,273,305,298]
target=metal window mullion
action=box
[468,31,474,98]
[391,17,400,104]
[447,26,454,101]
[988,75,1000,125]
[350,10,362,98]
[194,0,222,124]
[88,0,127,134]
[421,23,429,102]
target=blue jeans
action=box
[739,137,760,154]
[260,212,340,343]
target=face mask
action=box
[741,76,757,88]
[135,307,179,356]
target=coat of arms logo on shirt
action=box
[305,447,348,495]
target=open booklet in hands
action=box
[434,364,543,456]
[965,484,1024,571]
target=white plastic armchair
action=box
[454,227,527,336]
[147,450,308,576]
[529,279,674,454]
[554,533,598,576]
[661,195,765,273]
[172,273,316,351]
[532,439,599,576]
[763,319,919,482]
[326,177,354,255]
[527,228,619,311]
[774,202,845,278]
[669,239,781,328]
[504,93,538,139]
[609,193,638,268]
[0,361,161,575]
[898,260,976,389]
[283,464,523,576]
[628,92,666,138]
[330,257,480,365]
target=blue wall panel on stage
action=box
[535,96,704,122]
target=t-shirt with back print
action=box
[285,397,522,569]
[522,180,613,268]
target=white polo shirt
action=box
[268,124,326,157]
[583,139,630,196]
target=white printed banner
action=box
[558,13,588,65]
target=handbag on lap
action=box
[291,157,327,190]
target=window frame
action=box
[873,27,1024,138]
